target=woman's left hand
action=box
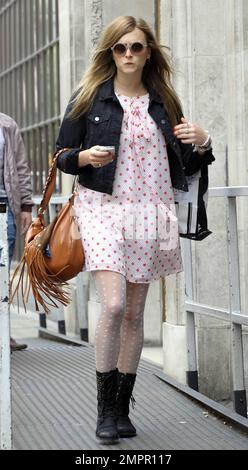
[173,117,208,146]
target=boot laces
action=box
[98,375,117,418]
[130,394,136,410]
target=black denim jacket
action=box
[56,78,215,195]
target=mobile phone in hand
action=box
[98,146,115,155]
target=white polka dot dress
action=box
[73,93,183,283]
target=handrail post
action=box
[184,239,199,391]
[227,196,247,417]
[76,272,89,341]
[0,202,12,449]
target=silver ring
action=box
[97,163,102,167]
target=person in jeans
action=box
[0,112,33,351]
[56,16,214,445]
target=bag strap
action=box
[38,148,71,217]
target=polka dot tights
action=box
[92,270,150,374]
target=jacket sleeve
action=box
[13,123,33,210]
[56,95,87,175]
[179,140,215,176]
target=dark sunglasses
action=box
[110,42,148,56]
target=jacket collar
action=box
[98,78,119,102]
[98,77,163,104]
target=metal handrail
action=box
[184,185,248,418]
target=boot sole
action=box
[118,431,136,438]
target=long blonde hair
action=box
[69,16,183,127]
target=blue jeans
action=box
[0,197,16,266]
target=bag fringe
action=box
[10,245,72,314]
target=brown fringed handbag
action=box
[10,148,85,314]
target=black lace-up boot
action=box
[95,368,119,445]
[116,371,137,437]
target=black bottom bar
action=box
[233,390,247,418]
[39,313,47,328]
[58,320,66,335]
[80,328,88,342]
[0,449,220,465]
[186,370,199,391]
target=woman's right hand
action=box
[79,146,114,168]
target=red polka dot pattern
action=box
[73,94,183,282]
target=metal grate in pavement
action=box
[10,338,248,450]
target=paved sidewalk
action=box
[9,336,248,450]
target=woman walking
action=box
[56,16,214,445]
